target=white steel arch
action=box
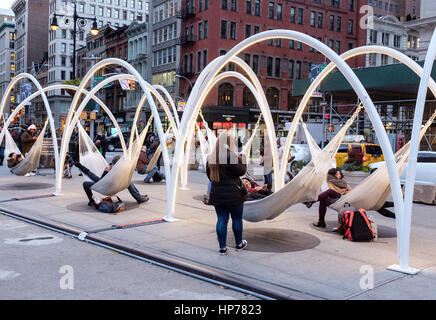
[0,73,60,194]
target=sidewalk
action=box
[0,164,435,300]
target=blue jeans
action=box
[214,204,244,250]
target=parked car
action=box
[336,142,384,167]
[105,132,130,151]
[368,151,436,185]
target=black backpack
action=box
[341,208,375,242]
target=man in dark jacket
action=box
[21,124,38,156]
[73,155,149,207]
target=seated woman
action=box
[7,153,23,168]
[305,168,352,228]
[242,177,273,201]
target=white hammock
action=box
[330,109,436,212]
[77,122,108,179]
[144,125,172,174]
[90,121,152,196]
[243,105,363,222]
[3,120,49,176]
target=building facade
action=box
[47,0,150,128]
[177,0,367,132]
[12,0,49,124]
[0,22,16,118]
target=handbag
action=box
[236,178,249,197]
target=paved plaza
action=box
[1,158,436,300]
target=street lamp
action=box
[175,74,193,93]
[50,1,99,79]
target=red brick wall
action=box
[179,0,368,111]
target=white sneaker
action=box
[25,173,31,177]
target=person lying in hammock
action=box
[136,145,165,183]
[305,168,352,228]
[242,177,273,201]
[7,152,23,168]
[72,155,149,207]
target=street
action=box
[0,214,257,300]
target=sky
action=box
[0,0,14,10]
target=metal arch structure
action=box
[276,44,436,274]
[178,56,280,190]
[168,30,402,240]
[57,58,175,221]
[0,73,61,194]
[0,84,128,154]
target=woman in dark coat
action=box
[206,132,248,255]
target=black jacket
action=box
[206,151,247,207]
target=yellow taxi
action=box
[336,142,384,167]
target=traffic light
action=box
[129,80,136,91]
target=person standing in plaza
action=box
[20,124,38,176]
[206,132,248,255]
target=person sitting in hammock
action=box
[136,145,165,183]
[73,155,149,207]
[242,178,273,201]
[7,152,23,168]
[305,168,352,228]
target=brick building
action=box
[178,0,367,131]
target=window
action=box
[310,11,316,27]
[203,50,207,69]
[243,87,256,107]
[290,7,295,23]
[288,60,294,79]
[349,0,355,11]
[277,4,282,20]
[336,16,342,32]
[222,0,228,9]
[267,57,273,76]
[252,55,259,74]
[335,40,341,54]
[204,21,208,38]
[266,88,279,109]
[332,0,340,8]
[295,61,301,79]
[246,0,252,14]
[268,2,274,19]
[276,38,281,47]
[298,8,304,24]
[274,58,280,77]
[198,22,203,40]
[254,0,260,16]
[230,22,237,40]
[197,51,202,72]
[221,20,227,38]
[370,30,378,44]
[98,6,103,16]
[245,24,251,38]
[394,35,401,48]
[329,15,334,30]
[218,83,234,106]
[318,12,323,28]
[382,32,390,46]
[289,40,294,49]
[254,25,260,34]
[348,19,353,34]
[231,0,237,11]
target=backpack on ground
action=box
[97,196,126,214]
[340,208,375,241]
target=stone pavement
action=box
[0,163,435,300]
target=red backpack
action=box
[340,208,375,241]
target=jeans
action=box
[83,181,142,202]
[214,204,244,250]
[317,189,341,223]
[264,172,273,190]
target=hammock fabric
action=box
[330,109,436,212]
[78,122,108,179]
[4,120,49,176]
[243,105,363,222]
[145,125,172,174]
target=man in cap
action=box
[73,155,149,207]
[21,124,39,176]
